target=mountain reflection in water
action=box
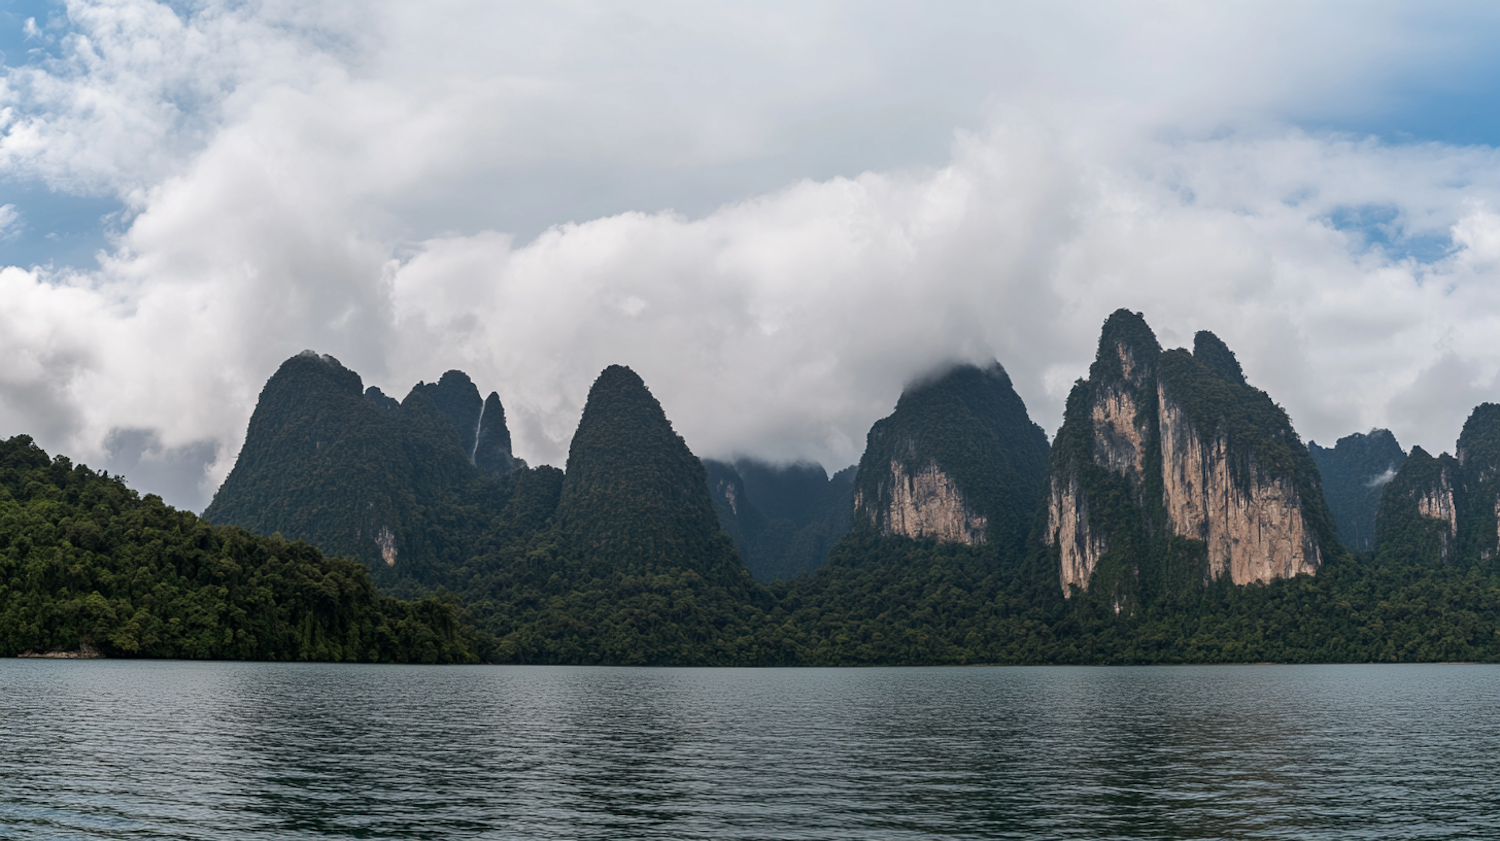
[2,662,1495,839]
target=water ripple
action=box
[2,662,1499,839]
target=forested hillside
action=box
[0,435,478,663]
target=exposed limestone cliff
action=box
[857,458,988,544]
[1415,466,1457,563]
[375,526,398,567]
[1050,470,1105,591]
[1092,384,1148,485]
[1415,468,1457,531]
[1158,391,1320,584]
[851,362,1049,554]
[1045,311,1337,601]
[1374,407,1500,567]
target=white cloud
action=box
[7,1,1500,511]
[0,203,19,239]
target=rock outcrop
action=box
[1157,390,1320,584]
[860,458,988,544]
[1376,405,1500,566]
[850,362,1050,556]
[1049,470,1105,591]
[1045,311,1337,602]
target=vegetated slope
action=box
[433,365,774,665]
[0,435,478,662]
[752,361,1059,663]
[1309,429,1406,552]
[204,352,535,590]
[212,354,773,664]
[702,458,855,582]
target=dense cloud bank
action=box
[5,1,1500,510]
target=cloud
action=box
[8,1,1500,511]
[0,203,18,239]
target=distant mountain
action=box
[702,458,855,582]
[1309,430,1405,552]
[1045,310,1340,609]
[1376,403,1500,567]
[851,362,1051,555]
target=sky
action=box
[7,1,1500,511]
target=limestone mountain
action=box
[1309,429,1406,552]
[556,365,748,585]
[850,361,1051,555]
[702,458,855,582]
[1376,403,1500,567]
[1044,310,1339,608]
[203,352,523,582]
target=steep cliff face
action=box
[1157,391,1320,584]
[1091,384,1149,483]
[1377,405,1500,567]
[851,362,1050,557]
[858,458,988,544]
[1414,467,1457,534]
[1376,446,1461,565]
[1044,310,1161,597]
[1045,311,1337,602]
[1050,470,1105,591]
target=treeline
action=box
[0,435,479,663]
[429,531,1500,666]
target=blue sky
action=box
[8,1,1500,510]
[1,1,118,268]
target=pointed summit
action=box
[474,392,517,476]
[557,365,742,579]
[1091,309,1161,386]
[206,353,523,578]
[1192,331,1246,386]
[851,361,1050,553]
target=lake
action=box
[1,661,1496,839]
